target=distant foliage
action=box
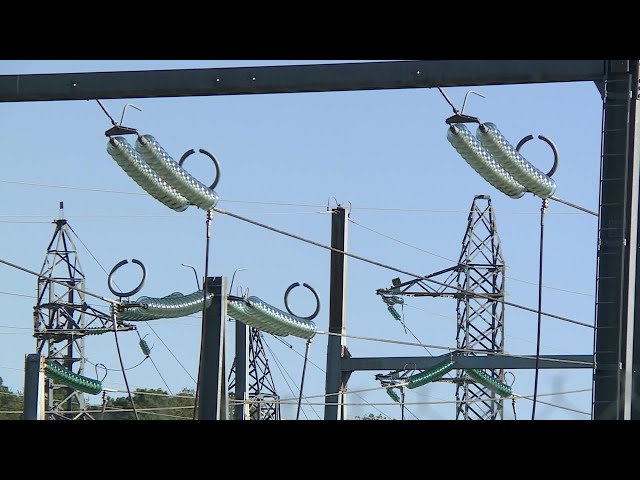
[96,388,196,420]
[0,383,24,420]
[355,413,390,421]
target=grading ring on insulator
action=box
[284,282,320,320]
[108,259,146,298]
[516,134,560,178]
[179,148,221,190]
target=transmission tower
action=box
[454,195,505,420]
[228,327,281,420]
[377,195,507,420]
[33,203,132,420]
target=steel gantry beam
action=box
[0,60,605,102]
[342,355,594,372]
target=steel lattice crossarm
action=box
[376,265,504,300]
[377,267,461,299]
[34,301,135,341]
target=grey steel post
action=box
[234,318,249,420]
[324,206,348,420]
[593,60,640,419]
[197,276,228,420]
[23,354,45,420]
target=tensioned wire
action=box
[4,379,584,418]
[4,285,558,348]
[262,337,320,420]
[79,227,199,386]
[0,259,589,369]
[93,385,591,417]
[347,217,594,298]
[0,200,592,409]
[0,257,120,305]
[270,335,418,420]
[229,381,589,404]
[226,385,592,416]
[71,223,185,396]
[0,276,588,370]
[314,330,592,367]
[0,179,595,215]
[402,302,584,354]
[0,210,593,354]
[212,207,594,330]
[0,229,188,407]
[1,185,596,314]
[40,393,587,418]
[226,398,591,416]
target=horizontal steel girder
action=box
[0,60,606,102]
[342,354,594,372]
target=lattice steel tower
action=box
[33,203,89,419]
[228,327,281,420]
[33,203,126,420]
[454,195,505,420]
[377,195,507,420]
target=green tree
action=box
[96,388,196,420]
[355,413,390,420]
[0,381,24,420]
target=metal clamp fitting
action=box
[179,148,221,190]
[284,282,320,320]
[516,134,560,178]
[107,259,146,298]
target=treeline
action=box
[95,388,196,420]
[0,381,23,420]
[0,381,195,420]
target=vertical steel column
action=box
[594,60,640,419]
[23,354,45,420]
[234,319,249,420]
[628,63,640,419]
[197,276,228,420]
[324,206,349,420]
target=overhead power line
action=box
[348,217,594,298]
[0,179,595,215]
[63,223,197,389]
[315,330,592,367]
[213,207,594,329]
[263,337,319,420]
[270,335,413,420]
[0,257,120,305]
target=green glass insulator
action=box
[466,369,512,397]
[139,339,151,356]
[386,388,401,403]
[406,360,455,390]
[45,360,102,395]
[387,305,401,322]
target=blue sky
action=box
[0,60,601,419]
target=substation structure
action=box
[30,205,133,419]
[228,326,281,420]
[5,60,638,419]
[376,195,508,420]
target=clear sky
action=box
[0,60,601,420]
